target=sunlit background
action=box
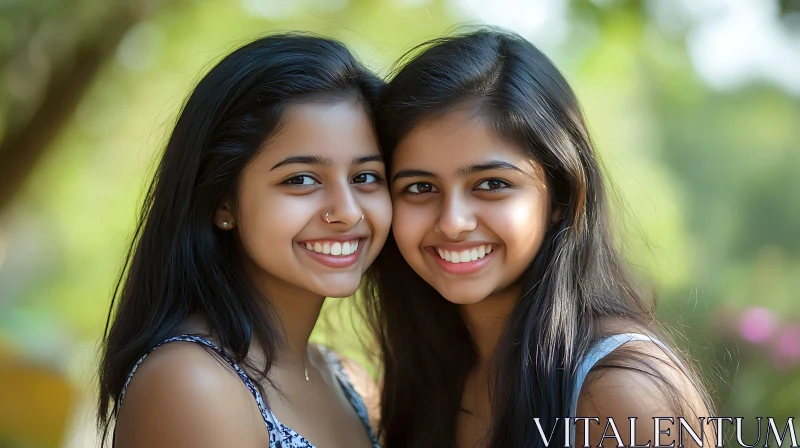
[1,0,798,446]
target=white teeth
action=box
[304,239,360,257]
[435,245,494,264]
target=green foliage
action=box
[0,0,798,445]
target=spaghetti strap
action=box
[117,335,381,448]
[117,335,279,437]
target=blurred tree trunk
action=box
[0,2,165,213]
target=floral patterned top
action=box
[117,335,381,448]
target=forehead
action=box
[392,107,529,172]
[260,100,379,162]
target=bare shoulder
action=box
[576,339,711,448]
[320,347,381,429]
[114,341,268,448]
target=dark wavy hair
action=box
[97,33,383,443]
[363,28,711,447]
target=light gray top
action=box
[568,333,679,446]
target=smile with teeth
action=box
[302,239,360,256]
[435,244,494,264]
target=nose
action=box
[323,181,363,227]
[435,192,477,239]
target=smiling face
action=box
[390,107,552,305]
[216,100,391,299]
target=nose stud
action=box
[324,210,364,224]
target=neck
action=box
[459,284,521,366]
[272,287,325,367]
[250,271,325,370]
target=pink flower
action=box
[738,307,777,344]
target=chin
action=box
[299,266,366,298]
[436,287,490,305]
[317,280,361,299]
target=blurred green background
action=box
[1,0,798,446]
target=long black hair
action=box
[363,28,711,447]
[97,33,383,443]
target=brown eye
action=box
[406,182,437,194]
[475,179,510,191]
[283,175,318,185]
[352,173,380,184]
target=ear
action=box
[550,206,563,224]
[214,201,235,230]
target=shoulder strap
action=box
[567,333,685,445]
[116,335,278,434]
[568,333,662,417]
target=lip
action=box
[429,241,496,251]
[298,233,367,244]
[298,237,366,268]
[425,244,498,275]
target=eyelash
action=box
[402,182,438,195]
[282,174,319,186]
[351,172,384,185]
[281,172,384,186]
[474,178,512,191]
[401,178,512,195]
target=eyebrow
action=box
[392,169,439,183]
[271,156,334,170]
[457,160,524,175]
[391,160,523,182]
[353,155,384,165]
[271,154,384,171]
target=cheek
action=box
[491,193,550,262]
[237,192,308,263]
[371,190,393,233]
[391,201,430,256]
[363,190,392,253]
